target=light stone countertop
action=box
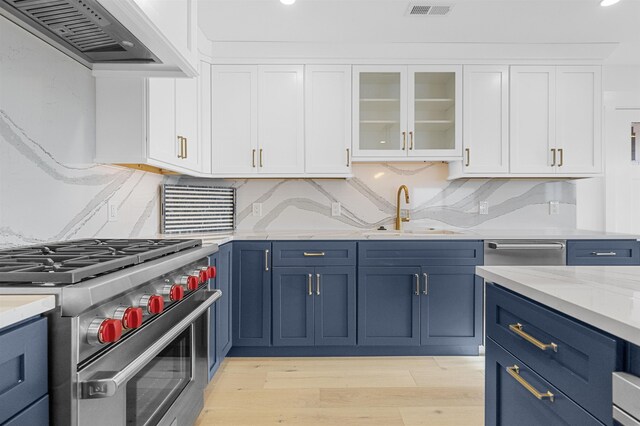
[0,295,56,330]
[155,228,640,246]
[476,265,640,346]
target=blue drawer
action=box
[486,284,621,425]
[486,338,603,426]
[272,242,356,266]
[358,241,483,267]
[567,240,640,265]
[0,317,48,424]
[3,394,48,426]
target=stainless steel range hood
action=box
[0,0,159,68]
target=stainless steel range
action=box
[0,239,220,426]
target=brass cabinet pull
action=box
[316,273,321,296]
[465,148,470,167]
[308,274,313,296]
[264,249,269,272]
[509,323,558,352]
[558,148,564,167]
[506,365,555,402]
[303,252,325,257]
[183,137,188,159]
[346,148,350,167]
[423,273,428,295]
[252,149,256,168]
[414,274,420,296]
[409,131,414,150]
[402,132,407,150]
[177,136,184,159]
[259,149,264,167]
[550,149,557,167]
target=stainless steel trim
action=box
[316,273,321,296]
[592,251,617,256]
[308,274,313,296]
[487,242,565,250]
[414,274,420,296]
[614,406,640,426]
[613,372,640,423]
[80,290,221,399]
[265,249,270,271]
[423,273,428,295]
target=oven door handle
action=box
[80,290,222,399]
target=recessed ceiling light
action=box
[600,0,621,6]
[280,0,296,5]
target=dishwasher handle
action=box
[487,242,565,250]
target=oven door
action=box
[77,290,221,426]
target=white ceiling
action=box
[198,0,640,63]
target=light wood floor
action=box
[195,356,484,425]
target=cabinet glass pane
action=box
[359,73,402,151]
[413,72,455,150]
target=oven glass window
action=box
[126,327,192,425]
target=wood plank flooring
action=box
[195,356,484,425]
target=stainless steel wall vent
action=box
[161,185,236,234]
[407,4,453,16]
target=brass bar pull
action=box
[303,252,325,257]
[551,149,556,167]
[264,249,269,272]
[259,149,264,167]
[509,323,558,352]
[506,365,555,402]
[402,132,406,150]
[183,137,188,159]
[465,148,470,167]
[177,136,184,158]
[423,273,428,295]
[316,273,321,296]
[558,148,564,167]
[308,274,313,296]
[409,131,414,150]
[346,148,350,167]
[252,149,256,168]
[414,274,420,296]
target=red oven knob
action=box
[179,275,200,291]
[139,294,164,314]
[162,284,184,301]
[198,270,208,283]
[87,318,122,345]
[122,307,143,329]
[207,266,217,280]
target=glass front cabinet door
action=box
[352,65,461,160]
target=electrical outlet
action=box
[107,201,118,222]
[549,201,560,215]
[479,201,489,215]
[252,203,263,217]
[331,202,341,217]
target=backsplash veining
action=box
[0,18,575,248]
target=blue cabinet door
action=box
[420,266,482,347]
[216,243,233,359]
[208,251,219,379]
[358,267,421,346]
[232,242,272,347]
[272,267,315,346]
[567,240,640,265]
[314,266,356,346]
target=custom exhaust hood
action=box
[0,0,159,68]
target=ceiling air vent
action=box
[407,4,453,16]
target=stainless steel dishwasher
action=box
[484,240,567,266]
[613,372,640,425]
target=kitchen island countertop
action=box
[0,294,56,329]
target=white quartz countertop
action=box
[0,295,56,330]
[154,229,639,247]
[476,265,640,346]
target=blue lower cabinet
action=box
[272,266,356,347]
[486,338,603,426]
[216,243,233,359]
[3,395,49,426]
[208,251,220,379]
[567,240,640,265]
[358,267,421,346]
[233,242,272,347]
[420,266,482,347]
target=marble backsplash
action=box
[0,18,575,248]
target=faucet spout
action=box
[395,185,410,231]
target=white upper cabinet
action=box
[211,66,259,175]
[258,65,305,174]
[510,66,557,174]
[305,65,352,175]
[96,0,198,77]
[175,75,201,171]
[147,78,177,165]
[461,66,509,174]
[556,66,602,174]
[352,65,461,161]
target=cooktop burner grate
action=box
[0,239,201,284]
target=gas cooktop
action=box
[0,239,201,284]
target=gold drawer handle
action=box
[303,252,325,257]
[506,365,555,402]
[509,323,558,352]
